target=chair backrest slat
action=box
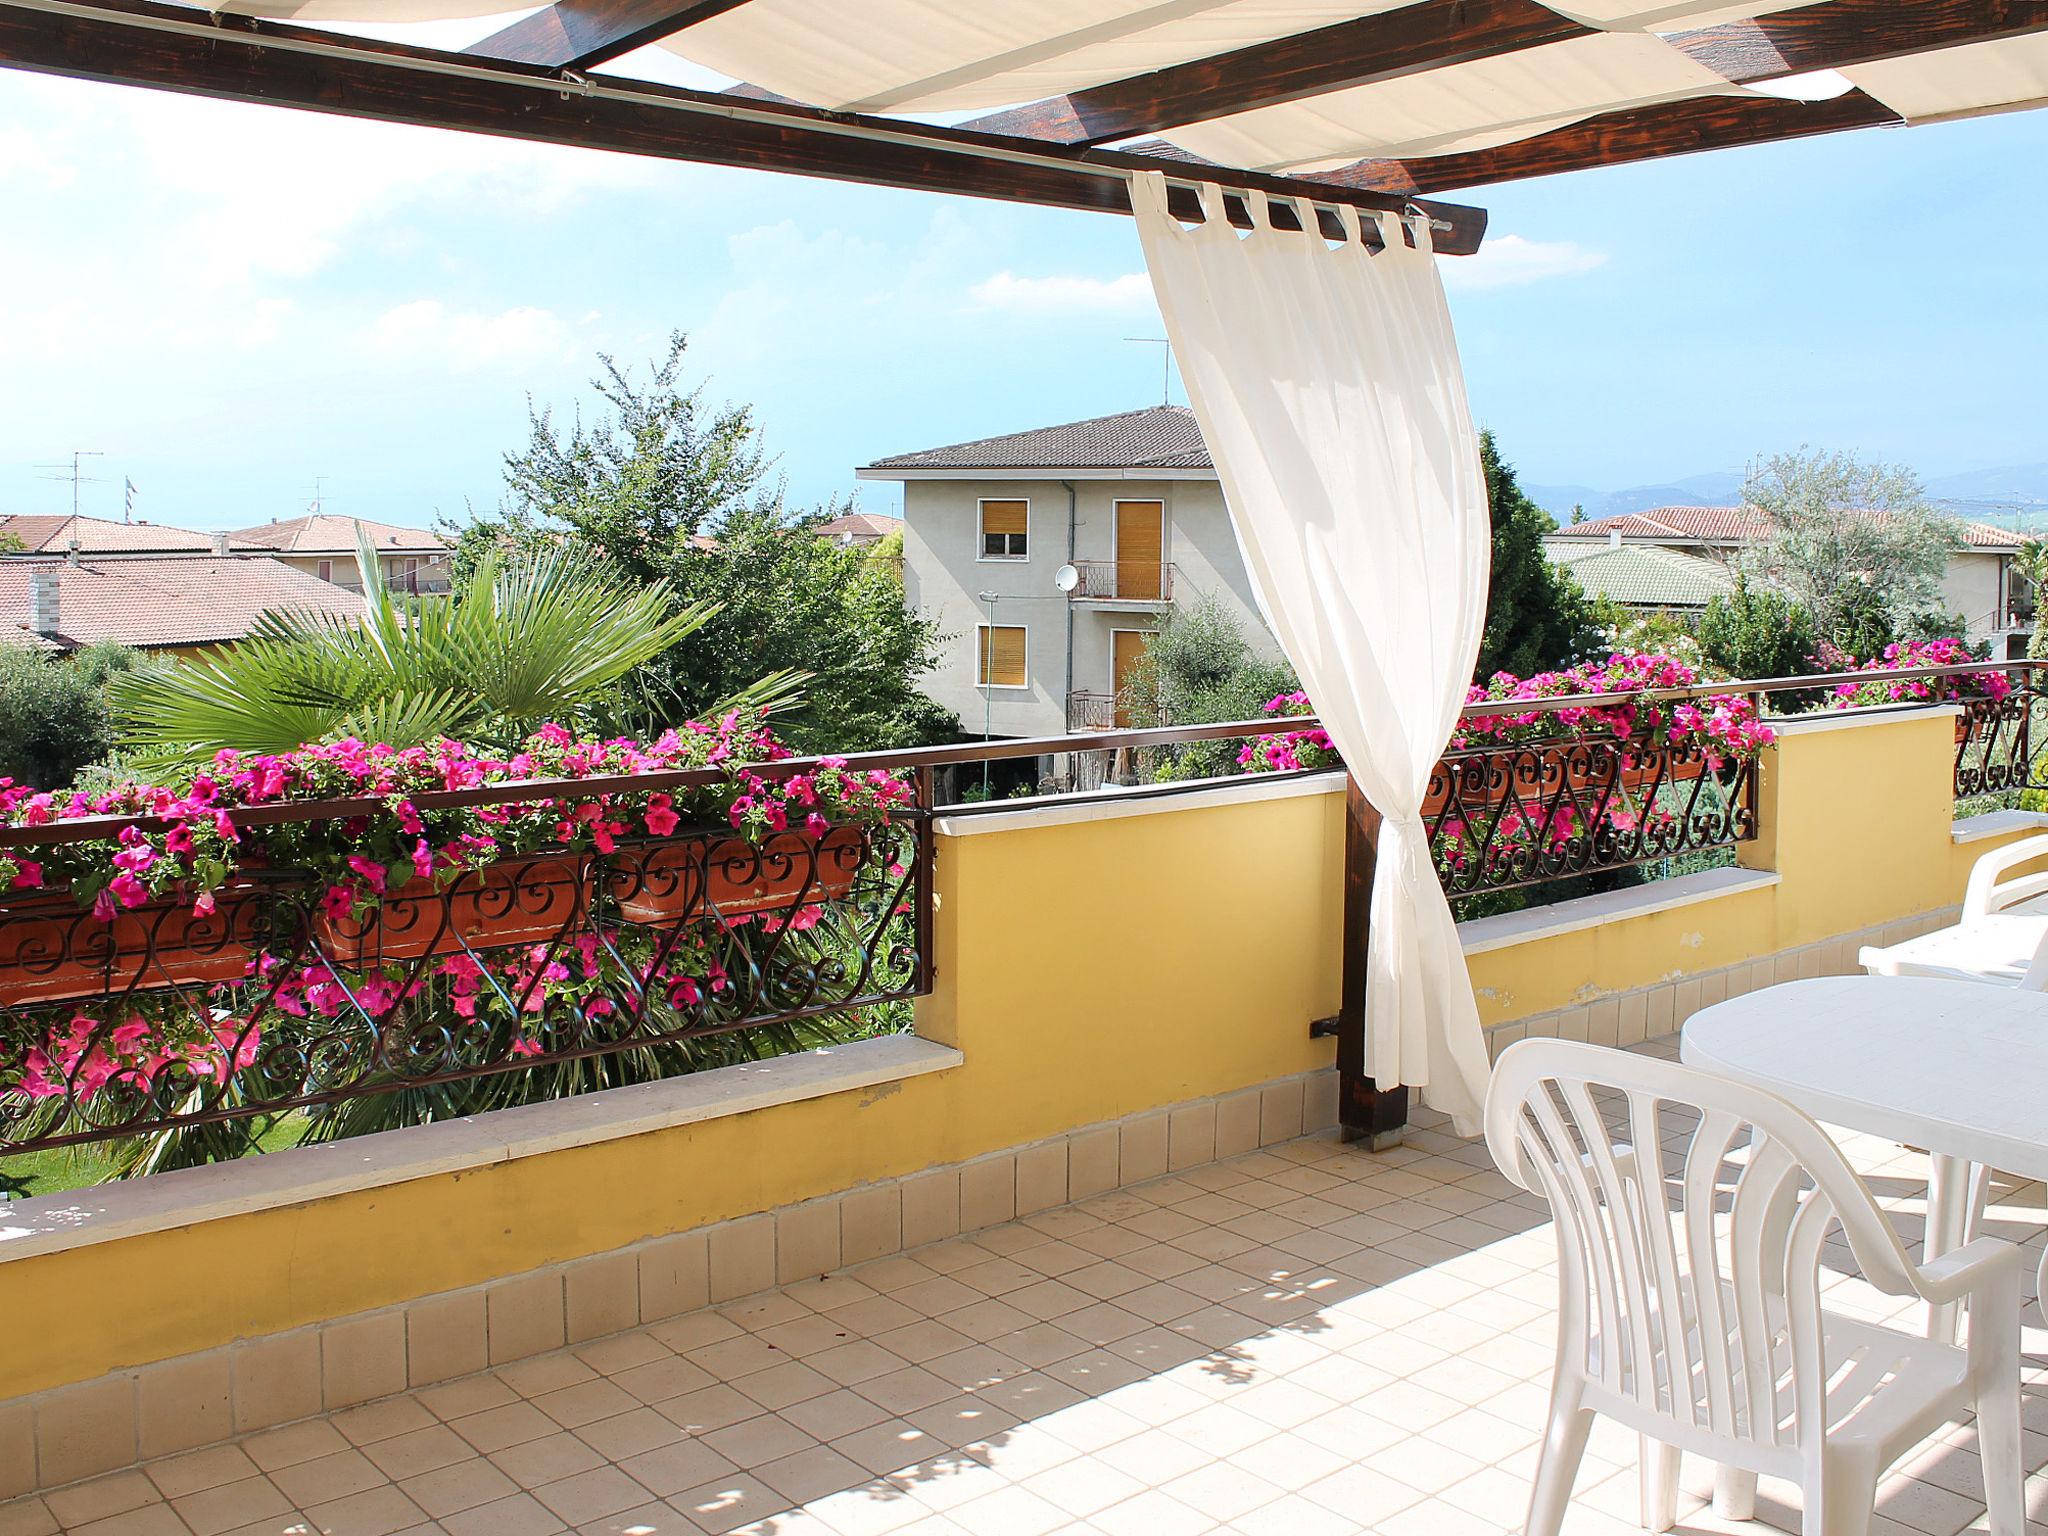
[1682,1107,1744,1437]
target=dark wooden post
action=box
[1339,776,1408,1147]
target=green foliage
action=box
[0,643,139,790]
[1735,447,1958,650]
[455,335,955,753]
[2015,538,2048,660]
[111,527,716,764]
[1698,577,1818,681]
[1477,431,1603,680]
[1121,597,1299,780]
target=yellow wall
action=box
[1,709,2027,1399]
[0,787,1341,1398]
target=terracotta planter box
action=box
[0,886,267,1007]
[613,826,867,925]
[1424,745,1707,818]
[311,853,589,968]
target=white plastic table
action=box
[1682,975,2048,1338]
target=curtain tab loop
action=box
[1405,206,1437,258]
[1197,180,1228,228]
[1368,209,1401,254]
[1334,202,1364,248]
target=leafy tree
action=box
[2015,538,2048,659]
[1477,432,1603,679]
[455,336,956,753]
[0,643,139,789]
[1698,577,1818,680]
[1734,448,1957,650]
[1121,597,1298,780]
[112,528,713,764]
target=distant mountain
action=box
[1528,464,2048,527]
[1527,472,1743,523]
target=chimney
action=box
[1608,527,1623,550]
[64,538,81,567]
[29,571,59,637]
[212,533,230,555]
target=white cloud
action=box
[365,301,578,369]
[969,269,1155,312]
[1443,234,1608,293]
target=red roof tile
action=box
[0,513,264,555]
[1552,504,2021,551]
[229,514,449,555]
[0,555,366,651]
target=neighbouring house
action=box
[0,513,264,558]
[1546,505,2029,654]
[229,514,453,595]
[1546,532,1737,621]
[858,405,1281,744]
[815,511,902,549]
[0,554,366,658]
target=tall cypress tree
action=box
[1475,430,1603,679]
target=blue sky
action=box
[1,50,2044,533]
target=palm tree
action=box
[2014,538,2048,661]
[112,524,804,763]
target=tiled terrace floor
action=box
[10,1037,2048,1536]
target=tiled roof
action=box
[816,512,902,540]
[0,513,262,555]
[229,514,450,555]
[865,406,1212,472]
[1552,505,2021,551]
[0,555,366,651]
[1547,541,1737,609]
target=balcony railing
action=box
[1068,560,1176,603]
[1066,690,1118,731]
[1956,661,2048,798]
[3,659,2031,1160]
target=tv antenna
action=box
[35,450,105,519]
[1124,337,1171,405]
[310,475,333,516]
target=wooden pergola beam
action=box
[969,0,2045,152]
[967,0,1592,147]
[1676,0,2048,80]
[0,0,1489,251]
[1314,89,1903,194]
[465,0,748,71]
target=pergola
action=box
[2,0,2044,260]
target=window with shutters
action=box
[977,624,1028,688]
[979,499,1028,560]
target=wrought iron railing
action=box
[1955,664,2048,800]
[1068,560,1176,603]
[0,777,933,1157]
[1426,728,1760,899]
[4,661,2032,1163]
[1066,690,1118,731]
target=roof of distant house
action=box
[229,514,450,556]
[0,513,263,556]
[861,405,1213,475]
[0,555,366,652]
[815,511,902,541]
[1551,505,2021,552]
[1546,541,1737,609]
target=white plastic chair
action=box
[1859,831,2048,988]
[1486,1038,2022,1536]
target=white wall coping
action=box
[0,1034,963,1265]
[935,769,1343,837]
[1768,702,1961,736]
[1954,810,2048,845]
[1458,866,1781,956]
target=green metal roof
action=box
[1546,541,1737,609]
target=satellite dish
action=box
[1054,563,1080,594]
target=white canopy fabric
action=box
[1129,172,1493,1137]
[209,0,2048,170]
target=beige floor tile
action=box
[299,1483,427,1536]
[269,1450,387,1510]
[44,1472,159,1530]
[531,1467,656,1526]
[397,1456,520,1518]
[171,1475,296,1536]
[667,1474,794,1536]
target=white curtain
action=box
[1131,171,1492,1136]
